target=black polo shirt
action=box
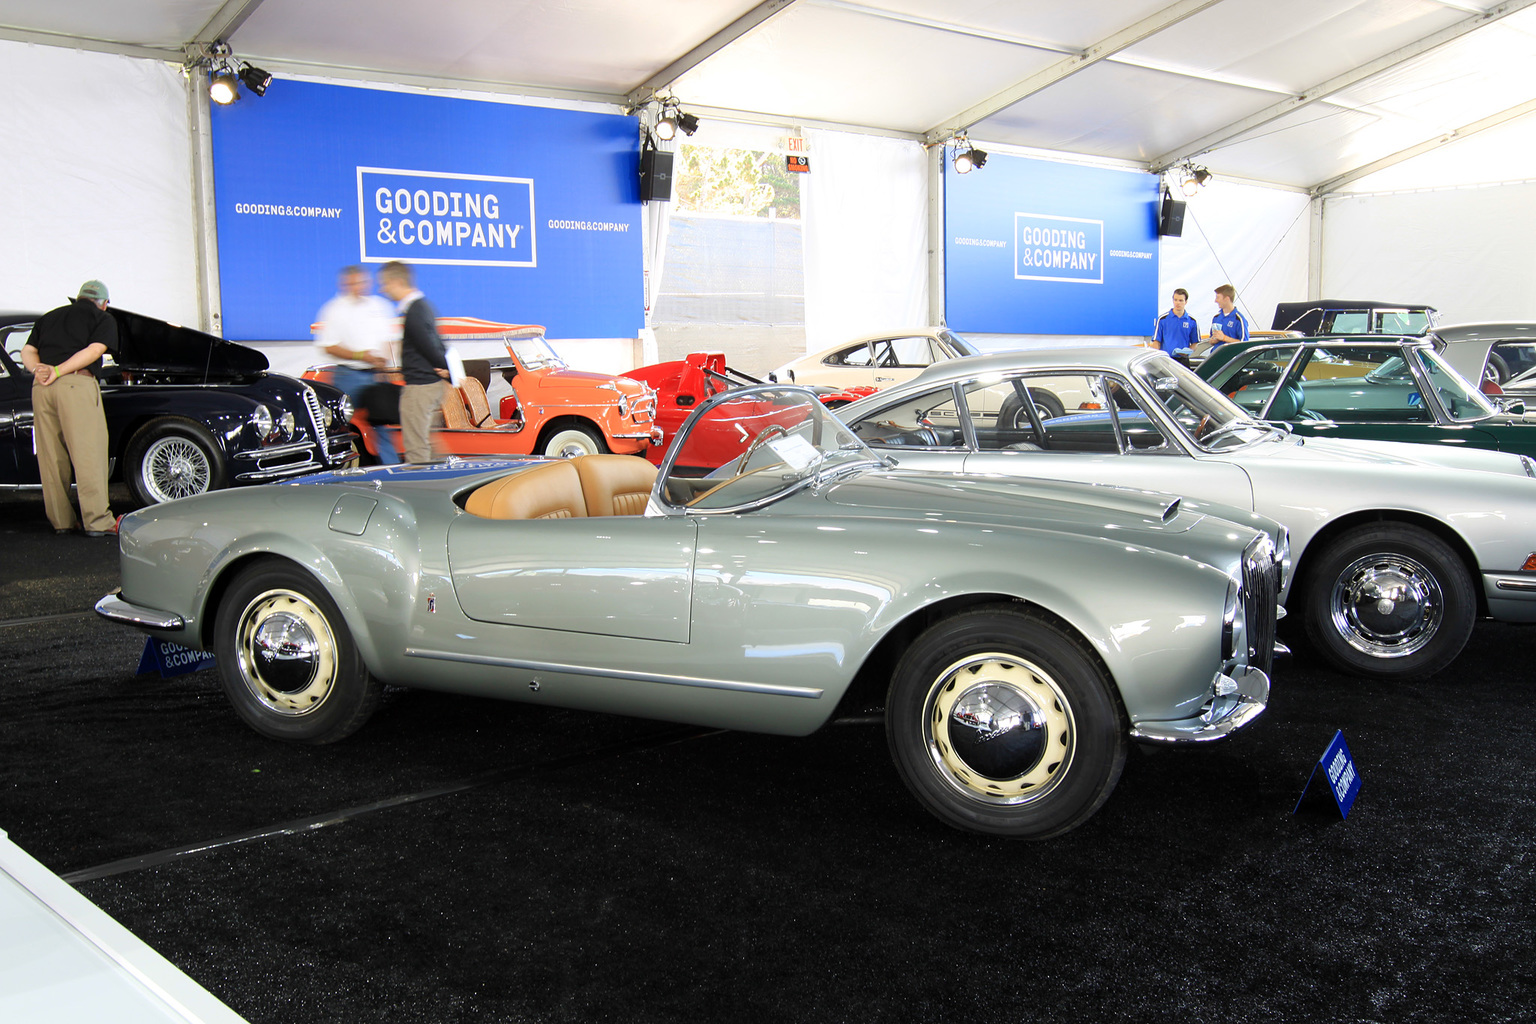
[30,298,119,370]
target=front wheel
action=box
[886,607,1126,839]
[540,424,606,458]
[1301,523,1475,680]
[124,418,227,505]
[213,561,381,743]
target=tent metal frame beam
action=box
[1149,0,1536,173]
[192,0,268,46]
[625,0,799,107]
[923,0,1229,144]
[0,25,179,63]
[1311,96,1536,196]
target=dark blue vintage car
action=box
[0,307,357,505]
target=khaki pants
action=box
[399,381,447,463]
[32,373,113,532]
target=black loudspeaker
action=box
[1159,196,1186,237]
[640,148,674,202]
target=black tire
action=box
[1301,523,1475,680]
[998,389,1065,428]
[213,561,381,744]
[539,423,607,458]
[1487,353,1510,385]
[124,418,227,506]
[886,606,1127,839]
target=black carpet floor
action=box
[2,488,1532,1023]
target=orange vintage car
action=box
[306,318,661,459]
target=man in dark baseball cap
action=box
[21,281,120,535]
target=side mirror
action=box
[1499,396,1526,416]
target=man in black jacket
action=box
[21,280,119,534]
[377,261,450,463]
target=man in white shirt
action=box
[314,266,400,464]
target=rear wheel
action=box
[213,562,380,743]
[1301,523,1475,680]
[886,607,1126,838]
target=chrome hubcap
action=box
[143,437,211,502]
[235,589,337,716]
[1330,553,1442,658]
[924,654,1074,805]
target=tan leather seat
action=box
[465,460,587,520]
[573,454,658,517]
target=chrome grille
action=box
[1243,536,1280,677]
[300,384,328,446]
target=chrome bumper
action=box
[95,591,184,632]
[1129,665,1270,744]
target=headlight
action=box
[279,410,296,439]
[250,404,274,439]
[1222,578,1246,668]
[336,395,354,424]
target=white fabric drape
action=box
[1321,183,1536,324]
[0,40,198,321]
[802,129,928,354]
[1158,179,1310,336]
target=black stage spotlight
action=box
[209,69,240,105]
[953,145,987,174]
[239,64,272,97]
[655,111,677,141]
[674,110,699,136]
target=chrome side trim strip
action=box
[404,647,824,699]
[94,592,185,631]
[1493,577,1536,592]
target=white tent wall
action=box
[801,128,928,355]
[0,40,198,323]
[1158,178,1311,337]
[1319,183,1536,325]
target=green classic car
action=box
[1198,336,1536,455]
[97,385,1284,840]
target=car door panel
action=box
[447,515,697,642]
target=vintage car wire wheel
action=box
[214,562,381,743]
[540,424,606,458]
[887,607,1126,839]
[124,418,227,506]
[1303,523,1475,680]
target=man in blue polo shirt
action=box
[1210,283,1249,348]
[1152,288,1199,352]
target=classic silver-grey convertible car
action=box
[838,348,1536,681]
[98,385,1282,839]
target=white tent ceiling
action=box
[4,0,1536,193]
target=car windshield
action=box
[508,336,566,371]
[1132,353,1272,451]
[661,386,879,511]
[1417,347,1496,421]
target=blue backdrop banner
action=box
[211,80,642,340]
[945,154,1159,335]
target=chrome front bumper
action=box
[95,591,184,632]
[1128,665,1270,744]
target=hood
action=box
[1238,432,1529,476]
[107,307,268,379]
[820,470,1199,532]
[532,367,649,395]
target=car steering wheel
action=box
[735,424,789,475]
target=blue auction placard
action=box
[945,154,1159,335]
[211,79,642,340]
[1294,729,1362,819]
